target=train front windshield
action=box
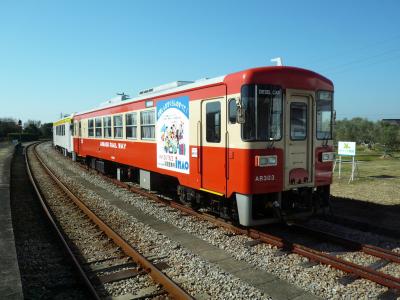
[316,91,333,140]
[241,84,282,141]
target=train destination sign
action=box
[338,141,356,156]
[156,96,190,174]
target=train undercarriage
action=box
[178,184,331,226]
[54,146,331,226]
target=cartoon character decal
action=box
[156,96,190,174]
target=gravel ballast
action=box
[11,145,89,299]
[38,142,400,299]
[34,143,271,299]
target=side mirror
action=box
[235,97,245,124]
[333,110,337,125]
[237,107,245,124]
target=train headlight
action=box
[255,155,277,167]
[322,152,335,162]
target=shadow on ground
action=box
[329,196,400,238]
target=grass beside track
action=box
[331,149,400,205]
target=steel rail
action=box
[73,156,400,289]
[33,144,193,300]
[25,143,100,300]
[291,223,400,264]
[252,230,400,289]
[101,173,400,290]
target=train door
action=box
[284,94,313,188]
[201,98,227,195]
[76,121,81,153]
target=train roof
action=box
[75,66,333,117]
[224,66,333,93]
[75,75,225,117]
[53,114,74,126]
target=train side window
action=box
[113,115,123,139]
[206,101,221,143]
[228,99,237,124]
[88,119,94,137]
[103,116,112,138]
[140,110,155,140]
[316,91,333,140]
[79,121,82,137]
[290,102,307,140]
[126,112,137,139]
[95,118,102,137]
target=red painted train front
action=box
[65,66,334,226]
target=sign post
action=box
[336,141,357,183]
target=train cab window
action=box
[140,110,155,140]
[317,91,333,140]
[88,119,94,137]
[290,102,307,140]
[241,85,282,141]
[206,102,221,143]
[103,117,112,138]
[95,118,102,137]
[126,113,137,139]
[113,115,123,139]
[228,99,237,124]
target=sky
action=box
[1,0,399,123]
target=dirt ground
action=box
[331,157,400,205]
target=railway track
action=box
[33,141,400,298]
[81,158,400,296]
[27,143,193,299]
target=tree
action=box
[40,123,53,139]
[334,118,381,147]
[377,122,400,155]
[0,118,20,139]
[23,120,42,137]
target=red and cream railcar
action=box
[70,66,334,226]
